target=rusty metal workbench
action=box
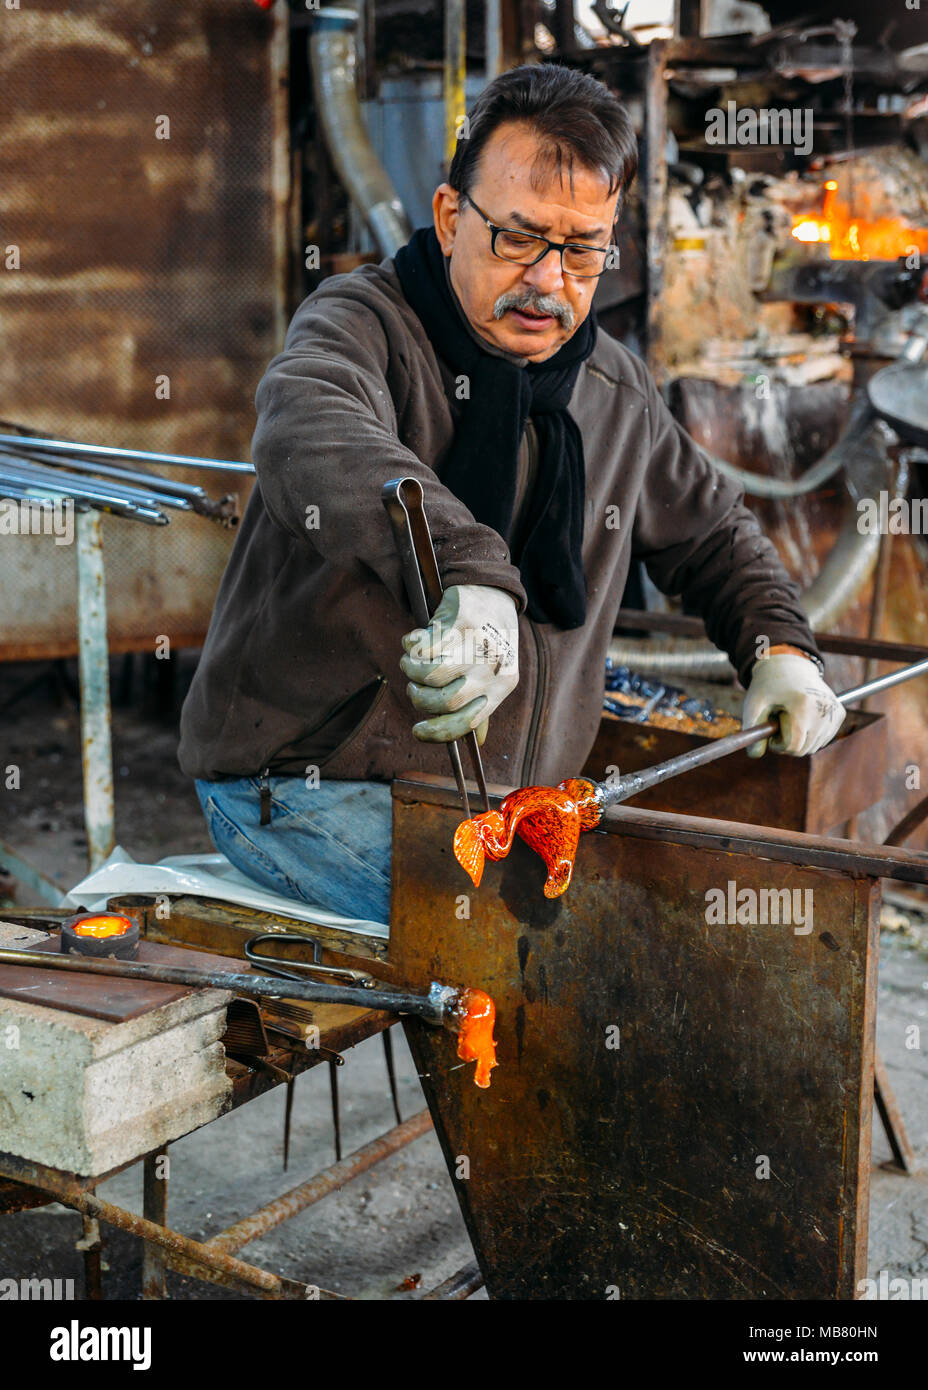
[0,900,448,1301]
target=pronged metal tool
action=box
[244,932,375,986]
[382,477,492,818]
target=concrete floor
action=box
[866,920,928,1288]
[1,653,926,1299]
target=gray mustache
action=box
[493,290,575,329]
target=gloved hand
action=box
[742,652,845,758]
[399,584,519,744]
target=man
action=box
[178,64,844,925]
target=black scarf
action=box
[394,226,594,629]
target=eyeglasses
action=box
[463,195,616,279]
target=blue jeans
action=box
[195,776,392,925]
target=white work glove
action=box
[399,584,519,744]
[742,652,845,758]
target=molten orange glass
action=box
[72,914,134,939]
[456,987,498,1089]
[453,778,602,899]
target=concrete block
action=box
[0,926,232,1175]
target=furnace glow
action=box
[791,180,928,261]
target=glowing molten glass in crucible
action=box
[73,914,134,939]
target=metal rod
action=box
[0,431,254,475]
[0,948,458,1025]
[485,0,502,78]
[422,1259,484,1300]
[552,0,575,53]
[329,1056,342,1162]
[873,1052,919,1175]
[0,455,191,513]
[597,718,781,807]
[283,1076,295,1172]
[0,443,238,525]
[77,510,116,871]
[0,439,233,517]
[447,742,472,820]
[837,654,928,705]
[883,791,928,848]
[152,1243,347,1298]
[444,0,466,165]
[204,1110,432,1256]
[0,441,205,499]
[597,654,928,810]
[0,1156,324,1299]
[0,481,91,512]
[846,462,899,841]
[383,1027,402,1125]
[0,466,167,524]
[142,1147,169,1300]
[78,1210,103,1300]
[643,41,669,366]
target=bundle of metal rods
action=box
[0,426,253,527]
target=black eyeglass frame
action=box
[462,194,617,279]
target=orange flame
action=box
[791,181,928,261]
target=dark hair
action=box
[448,64,638,205]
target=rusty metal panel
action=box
[583,709,887,835]
[388,781,879,1300]
[0,0,288,657]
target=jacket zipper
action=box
[259,767,271,825]
[520,619,548,785]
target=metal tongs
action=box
[243,932,375,987]
[382,477,492,819]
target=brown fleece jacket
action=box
[177,258,820,789]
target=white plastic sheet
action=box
[64,845,390,940]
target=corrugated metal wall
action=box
[0,0,288,657]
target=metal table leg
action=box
[142,1146,169,1299]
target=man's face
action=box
[433,122,618,363]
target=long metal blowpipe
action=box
[0,455,190,514]
[0,440,218,502]
[0,432,255,475]
[594,653,928,811]
[0,948,461,1027]
[0,465,167,524]
[0,481,93,512]
[0,444,237,525]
